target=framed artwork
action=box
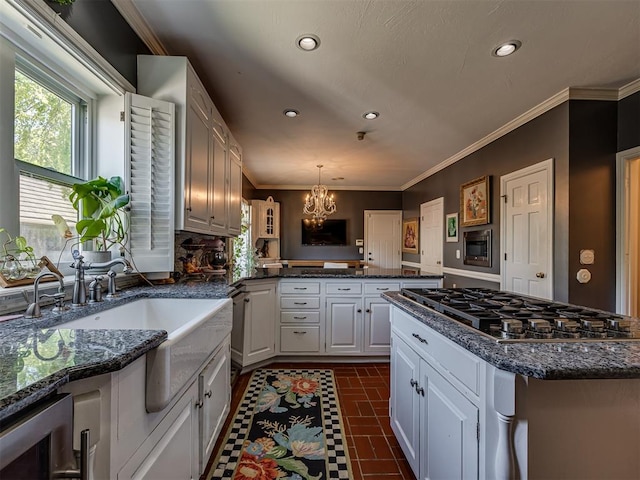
[402,217,419,254]
[460,175,490,227]
[446,213,458,242]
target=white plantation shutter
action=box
[125,93,175,273]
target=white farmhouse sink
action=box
[57,298,232,412]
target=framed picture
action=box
[402,217,419,254]
[460,175,490,227]
[446,213,458,242]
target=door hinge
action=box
[501,194,507,203]
[120,111,125,122]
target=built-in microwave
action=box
[463,229,491,267]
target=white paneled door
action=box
[501,159,553,299]
[364,210,402,268]
[420,198,443,274]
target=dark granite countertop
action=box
[383,292,640,380]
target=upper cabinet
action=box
[252,196,280,239]
[137,55,242,236]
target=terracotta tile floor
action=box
[205,362,415,480]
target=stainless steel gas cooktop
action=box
[401,287,640,343]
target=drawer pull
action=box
[293,331,307,334]
[376,287,389,291]
[294,302,308,305]
[412,333,428,344]
[294,287,308,290]
[293,316,307,320]
[338,288,351,291]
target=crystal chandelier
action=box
[303,165,336,222]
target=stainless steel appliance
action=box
[0,394,90,479]
[463,229,491,267]
[401,287,640,343]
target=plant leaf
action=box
[275,457,321,480]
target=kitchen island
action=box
[383,290,640,480]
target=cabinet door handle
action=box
[412,333,428,344]
[244,298,250,303]
[186,207,192,212]
[357,308,362,313]
[210,216,215,220]
[416,386,425,396]
[195,400,203,409]
[293,331,307,334]
[293,316,307,320]
[365,309,371,313]
[294,302,307,305]
[410,379,418,387]
[205,390,212,398]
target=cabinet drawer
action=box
[401,279,443,289]
[280,326,320,352]
[281,311,320,323]
[280,297,321,309]
[364,282,400,294]
[280,282,320,294]
[326,282,362,295]
[392,307,480,396]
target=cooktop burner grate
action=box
[400,287,640,343]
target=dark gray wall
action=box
[618,91,640,152]
[242,173,256,201]
[46,0,150,86]
[403,104,570,300]
[568,100,618,310]
[255,190,402,260]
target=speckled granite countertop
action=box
[383,292,640,380]
[0,268,440,421]
[0,280,231,421]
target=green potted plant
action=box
[0,228,39,281]
[68,176,130,265]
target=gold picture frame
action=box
[402,217,419,254]
[460,175,490,227]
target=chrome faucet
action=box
[71,255,132,307]
[24,271,67,318]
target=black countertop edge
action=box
[382,292,640,381]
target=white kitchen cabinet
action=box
[227,136,243,236]
[118,380,199,480]
[325,297,363,354]
[137,55,242,237]
[237,280,277,366]
[391,307,480,480]
[364,296,392,353]
[252,196,280,239]
[199,340,231,473]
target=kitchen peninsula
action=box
[383,290,640,480]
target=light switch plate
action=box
[456,249,460,259]
[580,249,595,265]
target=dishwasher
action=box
[230,287,248,362]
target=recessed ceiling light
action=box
[297,34,320,51]
[363,111,379,120]
[492,40,522,57]
[283,109,299,118]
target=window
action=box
[14,63,89,267]
[232,200,253,276]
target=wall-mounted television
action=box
[301,219,348,246]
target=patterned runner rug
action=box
[210,368,352,480]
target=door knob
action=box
[536,272,546,278]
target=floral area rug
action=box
[210,369,352,480]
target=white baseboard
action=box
[442,267,501,284]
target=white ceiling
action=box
[122,0,640,190]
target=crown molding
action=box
[110,0,169,55]
[401,82,639,190]
[241,166,259,190]
[619,78,640,99]
[254,184,402,191]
